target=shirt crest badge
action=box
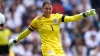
[53,19,57,24]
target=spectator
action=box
[90,43,100,56]
[72,37,87,56]
[52,0,65,14]
[90,0,100,29]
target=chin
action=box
[45,15,50,17]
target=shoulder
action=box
[35,14,43,20]
[31,13,43,21]
[50,13,63,18]
[53,13,63,19]
[4,28,12,35]
[4,28,11,32]
[31,14,42,24]
[55,13,63,16]
[31,16,41,23]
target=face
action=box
[42,4,52,18]
[0,24,5,30]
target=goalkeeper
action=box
[9,1,96,56]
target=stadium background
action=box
[0,0,100,56]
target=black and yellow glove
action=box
[8,38,18,48]
[82,9,96,17]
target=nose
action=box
[46,8,51,11]
[46,9,50,12]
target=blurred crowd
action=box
[0,0,100,56]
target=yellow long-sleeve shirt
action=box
[17,13,83,50]
[30,13,82,49]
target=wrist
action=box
[13,37,18,43]
[82,12,87,17]
[13,39,17,43]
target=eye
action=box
[45,8,48,10]
[49,8,51,10]
[45,8,52,10]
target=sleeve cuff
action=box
[28,27,34,31]
[82,12,87,17]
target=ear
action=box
[42,8,44,12]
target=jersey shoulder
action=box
[55,13,63,16]
[51,13,63,23]
[51,13,63,19]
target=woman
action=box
[9,1,96,56]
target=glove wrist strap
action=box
[13,40,17,43]
[82,13,87,17]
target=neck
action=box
[43,14,50,18]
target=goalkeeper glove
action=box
[82,9,96,17]
[8,38,18,48]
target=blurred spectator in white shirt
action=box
[6,0,26,30]
[6,4,18,30]
[84,26,98,55]
[72,37,87,56]
[35,0,44,8]
[12,42,24,56]
[90,43,100,56]
[14,0,26,27]
[84,26,97,42]
[96,30,100,43]
[65,46,73,56]
[22,42,33,56]
[22,0,35,8]
[85,34,98,48]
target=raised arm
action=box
[62,14,83,22]
[61,9,96,22]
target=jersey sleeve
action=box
[28,18,38,31]
[63,14,83,22]
[55,13,63,24]
[57,13,83,23]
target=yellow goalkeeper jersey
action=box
[0,28,11,45]
[29,13,82,50]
